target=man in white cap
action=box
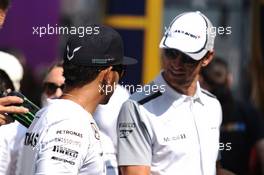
[117,11,233,175]
[0,51,28,125]
[0,51,24,91]
[0,51,28,175]
[0,1,29,125]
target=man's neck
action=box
[61,85,102,115]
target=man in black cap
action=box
[18,25,137,175]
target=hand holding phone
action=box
[3,91,40,128]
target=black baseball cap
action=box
[63,24,137,66]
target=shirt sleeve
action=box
[34,118,89,175]
[117,100,152,166]
[0,130,11,174]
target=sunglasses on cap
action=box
[164,49,199,64]
[43,82,65,96]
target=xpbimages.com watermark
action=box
[219,142,232,151]
[98,82,166,96]
[32,24,100,37]
[207,26,232,36]
[169,26,232,40]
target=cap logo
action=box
[106,58,115,62]
[67,45,82,60]
[164,26,170,36]
[92,58,115,64]
[174,29,200,39]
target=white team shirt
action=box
[94,85,130,149]
[117,73,222,175]
[94,85,130,175]
[19,99,105,175]
[0,121,27,175]
[0,100,54,175]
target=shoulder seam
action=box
[137,91,162,105]
[201,89,216,99]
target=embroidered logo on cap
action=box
[92,58,115,64]
[67,45,82,60]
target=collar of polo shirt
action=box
[155,71,204,106]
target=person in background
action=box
[0,68,28,175]
[0,51,27,125]
[0,2,29,124]
[1,47,43,106]
[0,69,15,125]
[0,51,27,175]
[0,61,65,175]
[41,62,65,106]
[200,57,264,175]
[0,51,23,91]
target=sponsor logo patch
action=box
[51,156,75,165]
[52,145,79,158]
[90,122,100,140]
[56,130,83,138]
[54,137,81,147]
[24,132,39,147]
[119,122,136,138]
[163,133,187,142]
[173,29,201,39]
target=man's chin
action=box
[169,77,188,85]
[100,100,109,105]
[99,95,111,105]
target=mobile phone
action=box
[5,91,40,128]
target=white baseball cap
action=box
[159,11,216,61]
[0,51,23,90]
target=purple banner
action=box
[0,0,60,70]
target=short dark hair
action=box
[0,0,10,11]
[63,61,107,88]
[0,69,15,94]
[201,57,228,86]
[45,61,63,76]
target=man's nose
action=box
[171,54,183,66]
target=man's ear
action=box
[201,51,214,67]
[98,66,112,83]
